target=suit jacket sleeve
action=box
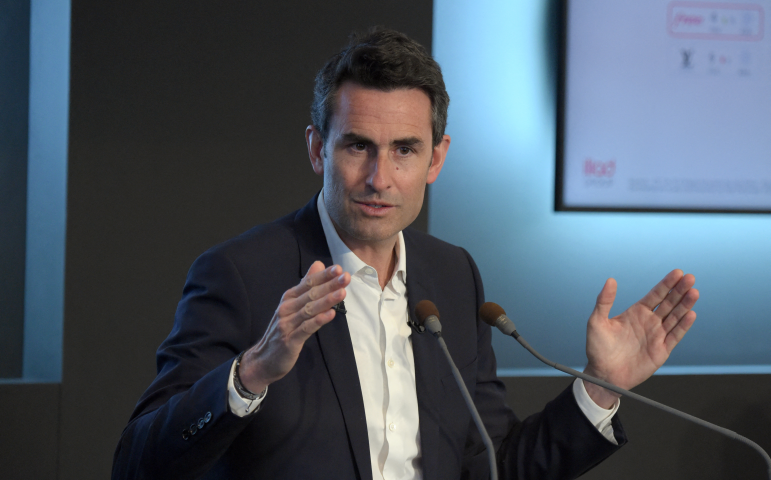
[113,201,373,480]
[112,247,262,480]
[459,248,626,480]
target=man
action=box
[113,29,698,479]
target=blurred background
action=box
[0,0,768,478]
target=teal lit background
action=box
[430,0,771,375]
[0,0,69,383]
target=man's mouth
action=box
[356,200,394,208]
[355,200,395,214]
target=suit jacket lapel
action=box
[293,199,445,480]
[294,195,373,480]
[404,230,444,480]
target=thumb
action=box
[592,278,617,320]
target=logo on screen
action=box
[584,158,616,178]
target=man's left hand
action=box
[583,269,699,408]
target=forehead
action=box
[329,83,432,141]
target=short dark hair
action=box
[311,28,449,147]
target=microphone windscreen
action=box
[479,302,506,326]
[415,300,440,326]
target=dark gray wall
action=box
[1,1,769,479]
[0,383,60,479]
[0,0,30,379]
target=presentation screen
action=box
[557,0,771,212]
[432,0,771,376]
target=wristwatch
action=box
[234,351,268,412]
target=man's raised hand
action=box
[238,261,350,394]
[583,269,699,408]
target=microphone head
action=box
[479,302,506,327]
[415,300,442,335]
[415,300,440,324]
[479,302,518,336]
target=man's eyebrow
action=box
[336,133,425,149]
[391,137,424,148]
[338,133,374,145]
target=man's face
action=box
[306,82,449,251]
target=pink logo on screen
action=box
[667,2,765,41]
[673,12,704,28]
[583,158,616,178]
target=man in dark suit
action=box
[113,29,699,479]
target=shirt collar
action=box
[317,190,407,285]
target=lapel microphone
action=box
[407,318,425,333]
[332,301,347,314]
[407,302,425,333]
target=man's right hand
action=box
[237,261,350,394]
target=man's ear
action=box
[426,134,451,184]
[306,125,325,176]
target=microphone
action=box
[415,300,498,480]
[479,302,771,479]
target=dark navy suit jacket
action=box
[112,195,624,479]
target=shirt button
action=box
[389,423,396,431]
[363,266,375,275]
[387,359,395,368]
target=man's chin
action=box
[350,229,399,244]
[337,222,401,247]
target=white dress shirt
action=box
[227,191,620,479]
[317,192,422,480]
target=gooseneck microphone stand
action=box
[479,302,771,480]
[415,300,498,480]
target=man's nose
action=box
[365,150,392,191]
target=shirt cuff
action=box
[227,358,267,417]
[572,377,619,444]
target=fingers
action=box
[285,282,348,344]
[661,287,699,333]
[664,310,697,353]
[652,273,696,320]
[296,279,347,321]
[285,261,337,299]
[289,272,348,321]
[291,307,340,342]
[638,269,685,310]
[592,278,617,320]
[296,269,348,310]
[277,261,350,332]
[654,274,698,353]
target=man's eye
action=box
[397,146,412,155]
[353,143,366,151]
